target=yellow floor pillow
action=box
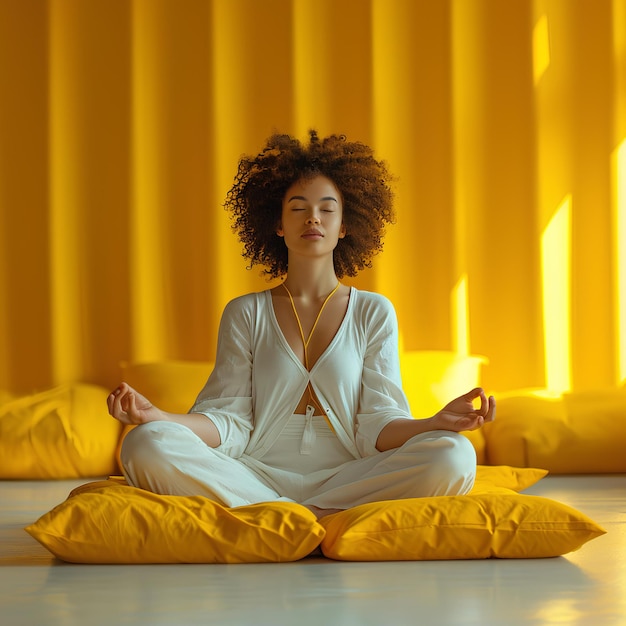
[319,464,604,560]
[319,493,605,561]
[483,387,626,472]
[0,384,121,479]
[25,480,325,564]
[472,465,548,493]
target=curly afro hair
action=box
[225,130,395,279]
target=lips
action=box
[302,229,323,238]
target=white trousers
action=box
[120,418,477,509]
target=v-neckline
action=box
[266,286,354,373]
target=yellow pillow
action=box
[319,492,605,561]
[0,390,16,404]
[483,387,626,473]
[0,384,121,479]
[25,480,325,564]
[472,465,548,493]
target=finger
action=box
[464,387,484,401]
[465,387,488,415]
[477,389,489,416]
[106,392,120,415]
[461,413,483,432]
[113,385,132,415]
[484,395,496,422]
[127,391,138,416]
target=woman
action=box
[108,131,495,519]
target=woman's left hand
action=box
[431,387,496,432]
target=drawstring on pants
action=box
[300,405,317,455]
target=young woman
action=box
[107,131,495,519]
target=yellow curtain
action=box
[0,0,624,395]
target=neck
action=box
[281,258,339,299]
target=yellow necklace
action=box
[281,281,340,419]
[281,282,340,370]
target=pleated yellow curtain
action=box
[0,0,624,395]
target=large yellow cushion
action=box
[25,480,325,564]
[319,465,604,560]
[319,493,605,561]
[483,387,626,473]
[0,384,121,479]
[472,465,548,493]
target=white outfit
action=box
[121,288,476,508]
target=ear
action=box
[339,223,346,239]
[276,222,284,237]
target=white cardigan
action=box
[190,287,412,460]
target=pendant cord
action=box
[281,281,340,370]
[281,281,340,426]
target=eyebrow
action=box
[287,195,338,203]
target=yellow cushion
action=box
[400,351,487,463]
[472,465,548,493]
[483,387,626,473]
[319,492,605,561]
[25,480,325,564]
[0,384,121,479]
[0,390,16,404]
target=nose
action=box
[306,211,320,225]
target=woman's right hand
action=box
[107,382,163,425]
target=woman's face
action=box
[277,175,346,259]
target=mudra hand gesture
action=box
[107,382,163,426]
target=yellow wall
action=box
[0,0,623,395]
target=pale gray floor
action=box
[1,475,624,626]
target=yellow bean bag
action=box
[483,387,626,473]
[0,383,121,479]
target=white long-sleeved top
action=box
[190,287,413,461]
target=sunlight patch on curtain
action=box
[532,14,550,85]
[613,140,626,384]
[541,194,572,392]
